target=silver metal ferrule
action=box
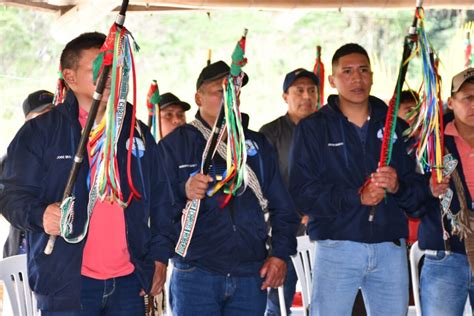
[116,14,126,26]
[93,91,102,101]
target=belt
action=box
[424,249,452,256]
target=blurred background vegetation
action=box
[0,6,473,154]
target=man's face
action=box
[195,77,224,125]
[284,77,317,122]
[448,82,474,129]
[160,104,186,137]
[63,48,111,108]
[329,53,373,106]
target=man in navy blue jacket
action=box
[418,67,474,315]
[289,43,431,316]
[260,68,319,315]
[153,60,299,315]
[0,32,163,314]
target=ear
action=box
[447,96,454,111]
[282,92,288,104]
[62,69,76,88]
[328,74,336,89]
[195,91,202,108]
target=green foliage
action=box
[0,6,472,153]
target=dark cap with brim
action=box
[196,60,249,90]
[159,92,191,111]
[283,68,319,93]
[22,90,54,117]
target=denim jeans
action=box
[265,259,297,315]
[170,261,267,315]
[310,239,408,316]
[41,273,145,316]
[420,251,474,316]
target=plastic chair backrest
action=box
[0,254,39,316]
[409,241,424,316]
[165,260,173,316]
[277,286,287,316]
[291,235,316,316]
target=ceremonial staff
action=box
[45,0,132,254]
[313,45,325,109]
[367,0,423,222]
[146,80,162,141]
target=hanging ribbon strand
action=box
[175,29,249,258]
[404,7,444,183]
[146,80,162,141]
[89,13,141,206]
[313,45,325,109]
[207,29,249,206]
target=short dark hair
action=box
[399,90,419,104]
[60,32,106,70]
[332,43,370,68]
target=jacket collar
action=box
[324,94,388,122]
[56,90,80,124]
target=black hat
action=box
[22,90,54,117]
[196,60,249,90]
[159,92,191,111]
[283,68,319,93]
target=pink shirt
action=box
[445,122,474,200]
[78,107,134,279]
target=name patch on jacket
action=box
[179,164,198,169]
[56,155,72,160]
[328,142,344,147]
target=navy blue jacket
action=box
[154,112,299,276]
[0,91,161,311]
[289,95,431,243]
[417,116,473,254]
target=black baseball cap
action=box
[283,68,319,93]
[159,92,191,111]
[196,60,249,90]
[22,90,54,117]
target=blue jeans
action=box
[265,259,297,315]
[311,239,408,316]
[41,273,145,316]
[170,261,267,315]
[420,251,474,316]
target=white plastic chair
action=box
[164,260,173,316]
[289,235,316,316]
[410,241,472,316]
[409,241,424,316]
[276,235,316,316]
[0,254,40,316]
[277,285,287,316]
